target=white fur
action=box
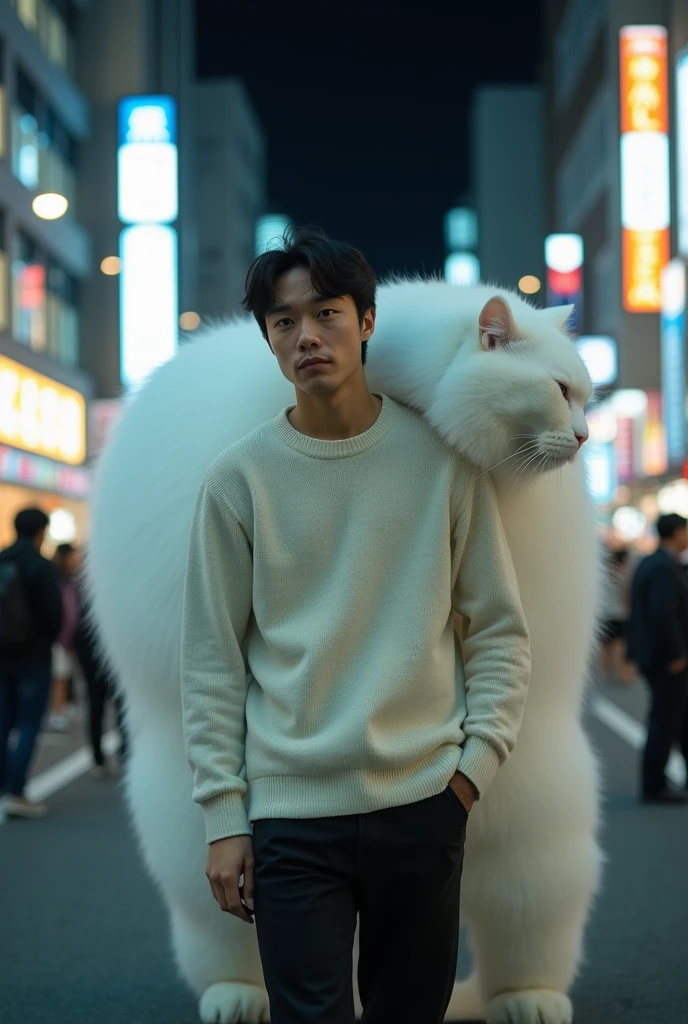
[86,279,603,1023]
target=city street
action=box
[1,677,687,1024]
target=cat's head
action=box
[427,290,593,479]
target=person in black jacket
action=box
[0,508,63,818]
[627,513,688,804]
[73,573,128,777]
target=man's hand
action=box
[206,835,255,923]
[449,771,479,814]
[668,655,688,674]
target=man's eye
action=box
[275,318,292,328]
[318,308,336,318]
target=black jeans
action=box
[642,665,688,795]
[82,665,129,766]
[252,786,466,1024]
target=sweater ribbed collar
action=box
[273,394,395,459]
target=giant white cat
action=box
[86,279,603,1024]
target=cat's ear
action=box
[547,303,575,331]
[478,296,517,351]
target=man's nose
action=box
[297,319,320,346]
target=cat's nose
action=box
[575,432,588,449]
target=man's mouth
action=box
[299,357,330,370]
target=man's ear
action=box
[478,296,517,350]
[362,307,376,342]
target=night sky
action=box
[196,0,542,279]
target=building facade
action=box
[543,0,688,542]
[471,84,546,296]
[194,78,266,320]
[0,0,91,548]
[0,0,267,549]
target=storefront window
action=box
[46,259,78,366]
[13,0,76,77]
[12,233,46,352]
[0,211,8,332]
[11,234,79,365]
[10,69,76,207]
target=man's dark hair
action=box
[56,543,75,558]
[656,513,688,539]
[14,507,49,540]
[242,225,376,365]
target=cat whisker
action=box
[480,441,541,476]
[505,447,545,498]
[507,446,543,480]
[524,453,548,489]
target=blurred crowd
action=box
[3,501,688,820]
[600,512,688,804]
[0,506,127,820]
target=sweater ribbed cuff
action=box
[458,737,501,798]
[202,792,252,844]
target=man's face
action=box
[265,267,375,395]
[675,526,688,552]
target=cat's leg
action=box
[170,904,268,1023]
[125,712,268,1022]
[460,724,602,1024]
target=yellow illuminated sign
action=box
[619,26,670,313]
[0,354,86,466]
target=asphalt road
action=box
[1,676,687,1024]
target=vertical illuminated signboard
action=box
[118,96,178,389]
[678,49,688,258]
[619,25,670,313]
[661,260,687,464]
[544,234,583,332]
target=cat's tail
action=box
[445,973,485,1021]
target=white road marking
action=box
[590,695,684,787]
[0,730,120,824]
[2,697,684,825]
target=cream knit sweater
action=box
[181,395,531,843]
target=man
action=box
[181,227,531,1023]
[627,512,688,804]
[0,508,63,818]
[73,571,129,777]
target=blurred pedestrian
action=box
[48,543,81,731]
[0,508,63,818]
[627,513,688,804]
[73,575,128,777]
[599,548,634,685]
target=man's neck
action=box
[660,541,680,559]
[288,377,382,441]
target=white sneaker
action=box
[3,795,48,819]
[47,713,70,732]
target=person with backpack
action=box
[0,508,63,818]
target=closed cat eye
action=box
[557,382,569,399]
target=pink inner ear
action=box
[479,297,515,348]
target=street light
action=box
[32,192,69,220]
[518,275,541,294]
[179,311,201,331]
[100,256,121,275]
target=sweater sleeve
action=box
[181,475,254,843]
[451,470,531,798]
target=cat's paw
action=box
[199,982,269,1023]
[487,988,572,1024]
